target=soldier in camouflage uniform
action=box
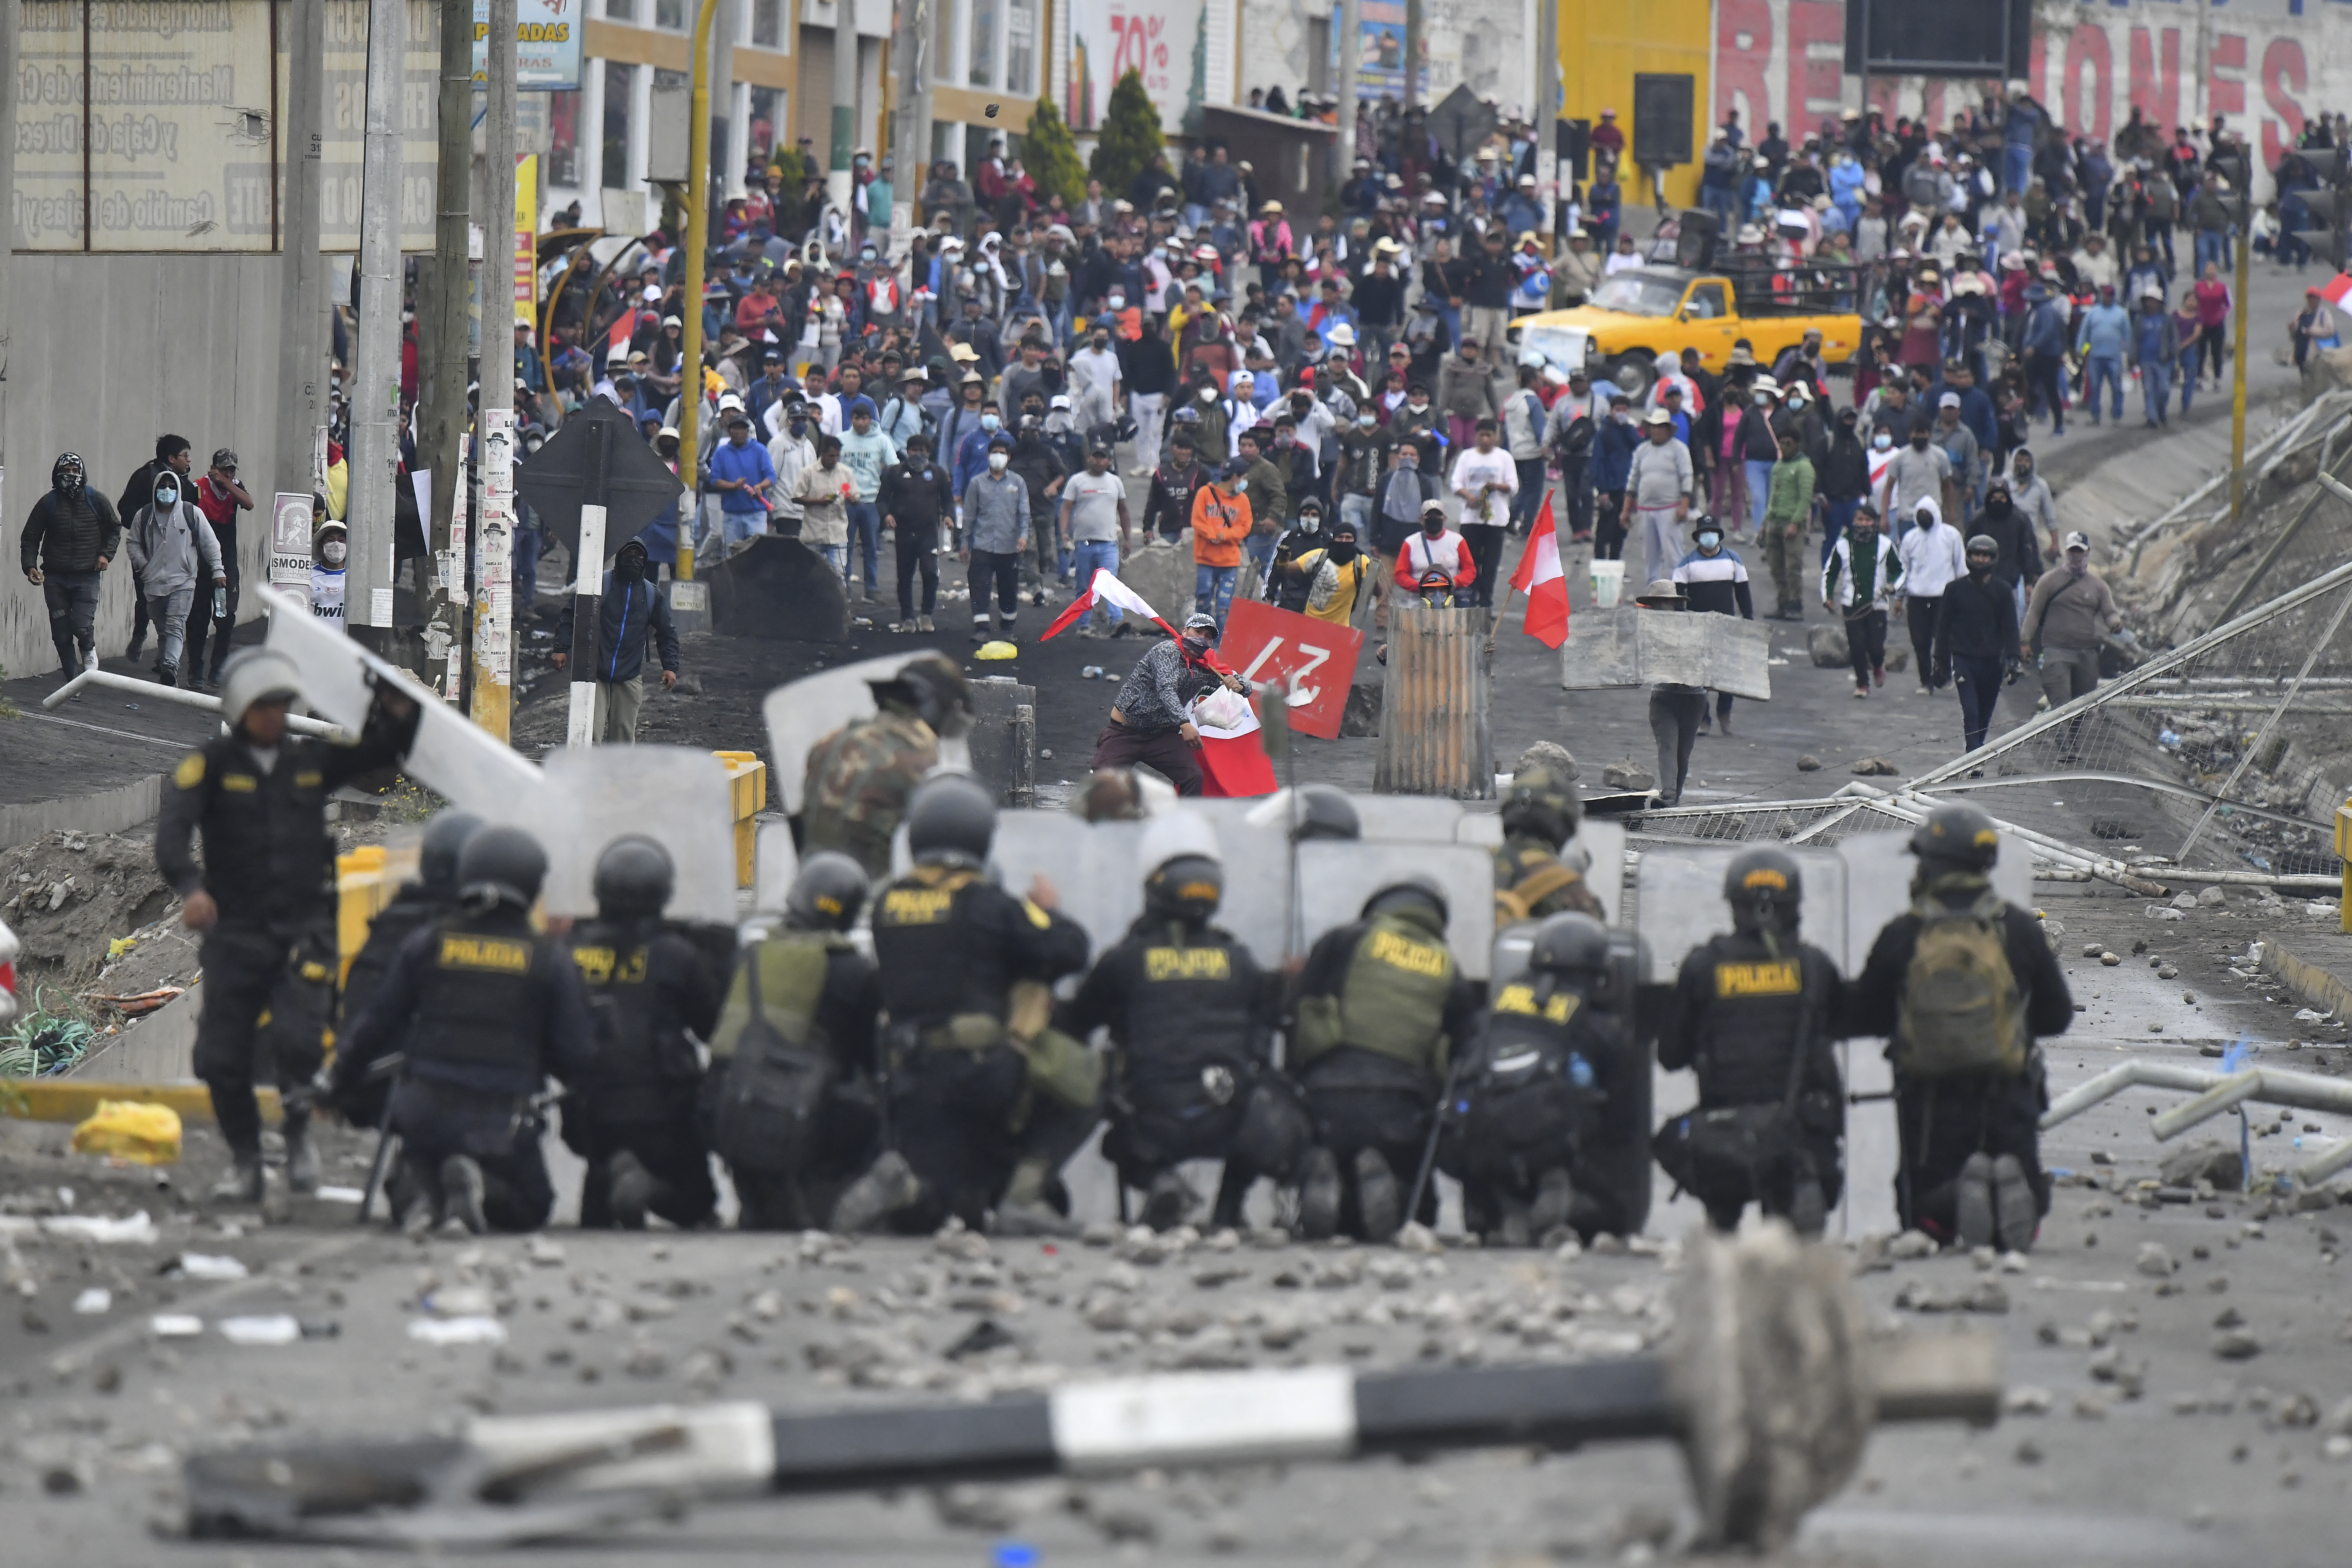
[1493,763,1605,925]
[802,653,974,877]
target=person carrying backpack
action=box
[1848,803,2074,1252]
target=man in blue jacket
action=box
[2073,283,2130,427]
[552,537,680,743]
[1591,393,1641,563]
[2018,283,2069,438]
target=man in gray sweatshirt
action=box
[126,468,226,688]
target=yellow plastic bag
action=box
[976,640,1020,661]
[70,1100,183,1165]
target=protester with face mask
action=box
[1087,610,1249,798]
[125,464,227,688]
[1374,435,1443,564]
[118,433,195,662]
[766,398,819,536]
[960,432,1032,640]
[1821,504,1901,698]
[1932,533,2025,752]
[1591,393,1640,562]
[1068,324,1123,434]
[1876,422,1955,542]
[2006,448,2060,562]
[19,451,120,684]
[1896,497,1967,698]
[1189,458,1256,627]
[1396,500,1476,605]
[2022,530,2124,715]
[1671,517,1753,736]
[1972,477,2042,624]
[310,519,349,630]
[1816,406,1869,568]
[550,537,680,743]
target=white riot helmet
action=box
[219,648,303,730]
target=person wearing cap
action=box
[879,433,956,633]
[1395,499,1476,606]
[1933,531,2024,752]
[1758,426,1816,621]
[1928,390,1982,518]
[307,513,348,628]
[1092,610,1248,797]
[873,367,931,451]
[1626,405,1694,586]
[2073,282,2130,427]
[1554,227,1601,309]
[838,400,900,601]
[186,448,253,686]
[158,649,421,1207]
[745,349,796,436]
[2125,286,2182,428]
[1059,443,1133,637]
[1190,458,1255,628]
[1459,227,1519,369]
[960,432,1032,639]
[2021,531,2122,717]
[1352,241,1407,360]
[1875,411,1955,543]
[2292,284,2342,372]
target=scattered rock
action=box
[1886,1229,1937,1260]
[2003,1385,2054,1416]
[2082,943,2106,958]
[1806,622,1849,666]
[1796,754,1823,771]
[2158,965,2178,980]
[1394,1222,1443,1256]
[2135,1241,2175,1277]
[1851,756,1900,776]
[2161,1142,2244,1190]
[2198,886,2227,908]
[1601,758,1656,791]
[1513,741,1580,782]
[2212,1329,2263,1360]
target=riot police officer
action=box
[332,826,595,1235]
[335,809,483,1128]
[837,774,1096,1236]
[1287,875,1479,1242]
[1058,817,1295,1232]
[1441,912,1626,1246]
[1654,848,1846,1235]
[1849,804,2073,1252]
[1492,764,1604,925]
[563,837,724,1230]
[801,651,974,877]
[155,647,419,1209]
[704,852,885,1231]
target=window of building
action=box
[602,61,634,190]
[750,87,784,171]
[933,0,960,84]
[1006,0,1037,97]
[603,0,636,21]
[968,0,998,88]
[751,0,783,48]
[549,90,581,188]
[656,0,686,29]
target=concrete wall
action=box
[2,254,290,680]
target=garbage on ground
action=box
[0,1211,161,1246]
[219,1314,301,1346]
[408,1315,508,1347]
[150,1314,204,1338]
[70,1099,183,1165]
[76,985,184,1018]
[71,1288,110,1315]
[313,1185,366,1204]
[172,1253,249,1282]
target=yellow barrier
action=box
[715,750,767,888]
[2337,798,2351,934]
[2,1080,280,1125]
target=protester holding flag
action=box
[1089,612,1249,797]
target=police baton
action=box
[1401,1052,1470,1229]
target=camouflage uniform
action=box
[1493,833,1605,924]
[802,709,940,877]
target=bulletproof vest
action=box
[872,863,1022,1030]
[568,917,700,1103]
[1686,930,1829,1109]
[1479,976,1594,1077]
[1115,920,1261,1071]
[405,906,556,1087]
[1293,910,1456,1072]
[1492,835,1595,925]
[802,710,940,877]
[178,735,338,930]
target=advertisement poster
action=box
[473,0,583,91]
[1065,0,1206,136]
[271,493,315,592]
[514,155,538,327]
[1356,0,1408,99]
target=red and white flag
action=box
[2322,272,2352,311]
[1508,493,1571,649]
[1039,568,1182,642]
[1187,689,1280,797]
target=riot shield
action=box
[261,587,547,815]
[751,821,801,915]
[764,654,974,817]
[501,747,739,925]
[1294,841,1497,980]
[1630,844,1849,985]
[986,811,1152,961]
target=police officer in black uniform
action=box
[563,837,725,1230]
[334,809,484,1127]
[1287,875,1480,1242]
[704,852,885,1231]
[1849,803,2073,1252]
[1442,911,1626,1246]
[155,648,419,1209]
[1654,847,1846,1235]
[836,774,1096,1236]
[1058,835,1293,1232]
[332,826,595,1235]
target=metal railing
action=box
[41,669,348,741]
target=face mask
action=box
[1408,397,1429,410]
[1275,431,1294,448]
[1985,495,2012,517]
[987,452,1009,473]
[154,485,179,508]
[1871,431,1892,451]
[1909,433,1930,449]
[1200,386,1218,403]
[981,412,1001,430]
[1329,539,1358,563]
[1969,557,1994,576]
[1107,295,1126,310]
[1356,413,1375,428]
[322,542,346,566]
[789,417,808,435]
[1181,635,1211,655]
[1696,531,1722,551]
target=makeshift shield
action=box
[1561,609,1773,701]
[764,654,974,817]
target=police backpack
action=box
[1893,894,2027,1079]
[705,941,838,1176]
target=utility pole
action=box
[1403,0,1421,113]
[1337,0,1359,162]
[473,0,519,742]
[348,0,412,648]
[1533,0,1555,238]
[831,0,860,215]
[421,0,474,695]
[275,0,327,516]
[676,0,724,603]
[890,0,930,234]
[0,1,17,553]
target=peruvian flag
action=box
[2323,272,2352,310]
[1508,492,1571,648]
[1188,689,1280,797]
[1039,567,1183,642]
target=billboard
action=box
[1066,0,1206,135]
[474,0,584,91]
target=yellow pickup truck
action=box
[1509,264,1864,400]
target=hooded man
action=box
[551,537,681,743]
[1933,533,2024,751]
[20,452,121,682]
[125,463,228,688]
[310,518,349,628]
[1896,497,1967,698]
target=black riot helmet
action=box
[786,851,870,931]
[417,809,486,893]
[1909,802,2000,871]
[872,651,974,738]
[1145,854,1224,922]
[1723,846,1803,934]
[593,835,676,919]
[1500,763,1582,849]
[457,825,548,910]
[1292,783,1361,842]
[1363,874,1448,924]
[1528,911,1612,977]
[906,773,996,866]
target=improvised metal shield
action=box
[764,654,975,817]
[1561,608,1773,700]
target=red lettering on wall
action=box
[2209,33,2246,120]
[2261,37,2308,169]
[2029,32,2047,110]
[2129,26,2180,133]
[1786,0,1845,134]
[1714,0,1773,136]
[2066,25,2112,147]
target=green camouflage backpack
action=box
[1893,892,2027,1079]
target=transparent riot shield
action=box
[507,747,739,925]
[763,654,974,817]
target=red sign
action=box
[1219,598,1363,741]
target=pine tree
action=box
[1023,95,1088,210]
[1089,69,1164,201]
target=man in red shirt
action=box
[1588,107,1625,165]
[187,448,253,686]
[1394,500,1477,604]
